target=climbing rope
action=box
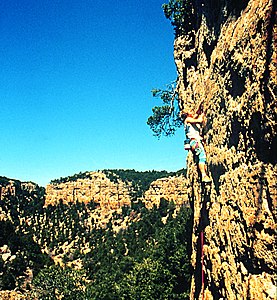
[200,183,211,300]
[201,230,205,300]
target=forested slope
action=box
[0,170,192,299]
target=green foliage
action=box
[30,266,87,299]
[1,174,192,299]
[0,209,52,290]
[147,83,183,138]
[162,0,196,36]
[50,171,91,184]
[84,202,192,299]
[0,176,16,186]
[124,257,172,299]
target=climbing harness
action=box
[190,139,201,154]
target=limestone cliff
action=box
[173,0,276,299]
[143,175,188,209]
[0,291,25,300]
[0,177,42,221]
[0,177,40,201]
[45,171,188,211]
[45,171,133,209]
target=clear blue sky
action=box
[0,0,186,186]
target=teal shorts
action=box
[190,140,207,164]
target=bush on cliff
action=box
[162,0,196,36]
[147,83,182,138]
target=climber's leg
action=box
[198,144,211,183]
[199,163,211,183]
[190,140,211,182]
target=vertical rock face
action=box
[174,0,276,299]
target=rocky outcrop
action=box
[0,291,25,300]
[44,172,189,237]
[143,175,188,209]
[0,177,42,201]
[45,171,189,210]
[173,0,276,299]
[36,173,190,269]
[45,171,133,209]
[0,178,43,224]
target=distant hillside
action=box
[50,168,186,198]
[0,174,192,299]
[0,176,45,202]
[0,176,39,187]
[0,176,23,190]
[103,169,186,197]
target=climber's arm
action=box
[185,113,204,124]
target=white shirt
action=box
[185,122,202,142]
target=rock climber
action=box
[180,104,212,183]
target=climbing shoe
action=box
[202,175,212,183]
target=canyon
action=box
[0,0,276,299]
